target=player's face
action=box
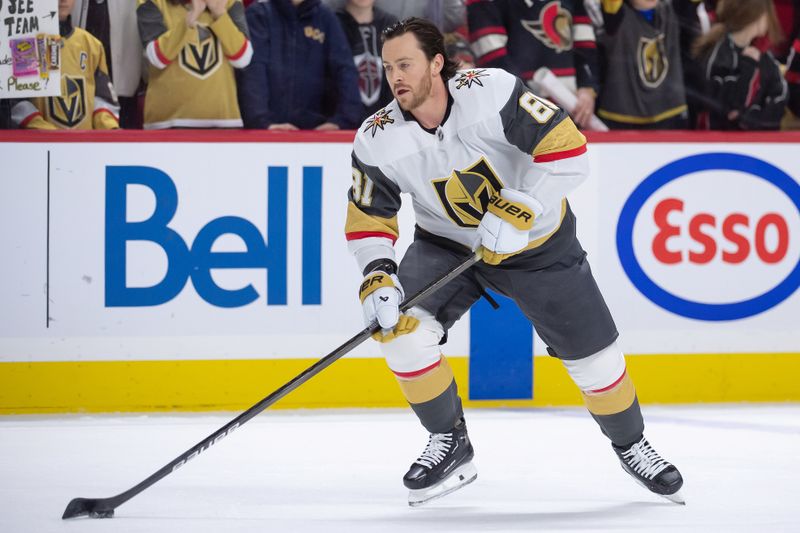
[383,33,436,111]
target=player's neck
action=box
[411,78,449,130]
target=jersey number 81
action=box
[352,167,374,206]
[519,92,559,124]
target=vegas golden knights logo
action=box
[432,157,504,227]
[637,35,669,88]
[48,76,87,128]
[180,28,221,79]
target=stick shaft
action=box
[64,250,481,517]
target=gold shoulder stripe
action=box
[345,201,399,242]
[532,118,587,159]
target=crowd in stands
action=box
[3,0,800,131]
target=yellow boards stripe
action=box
[1,353,799,414]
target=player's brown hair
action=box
[693,0,782,58]
[382,17,460,81]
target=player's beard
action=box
[398,66,433,111]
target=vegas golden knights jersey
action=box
[345,68,588,272]
[13,26,119,130]
[137,0,252,129]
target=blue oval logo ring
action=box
[616,152,800,321]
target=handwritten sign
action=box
[0,0,60,98]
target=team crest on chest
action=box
[432,157,505,228]
[521,1,573,52]
[363,108,394,137]
[637,35,669,88]
[48,75,87,128]
[180,26,221,79]
[455,69,489,89]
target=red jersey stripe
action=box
[477,47,507,65]
[534,143,587,163]
[345,231,398,244]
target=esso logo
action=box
[617,153,800,321]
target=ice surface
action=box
[1,405,798,532]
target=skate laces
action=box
[414,433,453,469]
[621,438,669,480]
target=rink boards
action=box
[1,130,799,413]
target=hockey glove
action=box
[359,270,404,330]
[476,188,542,265]
[371,313,420,343]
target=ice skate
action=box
[613,436,685,504]
[403,419,477,506]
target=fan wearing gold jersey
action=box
[346,18,685,507]
[136,0,252,129]
[12,0,120,130]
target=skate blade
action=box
[621,465,686,505]
[408,462,477,507]
[662,489,685,505]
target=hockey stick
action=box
[62,249,483,520]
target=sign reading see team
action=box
[617,153,800,321]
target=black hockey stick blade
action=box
[62,497,116,519]
[61,249,482,519]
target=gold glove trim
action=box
[358,272,395,302]
[372,313,420,343]
[487,194,535,231]
[481,198,567,265]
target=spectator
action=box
[12,0,119,130]
[137,0,253,129]
[467,0,600,129]
[786,38,800,118]
[596,0,702,129]
[72,0,145,128]
[0,100,12,130]
[770,0,800,61]
[693,0,786,130]
[444,32,476,69]
[324,0,467,33]
[336,0,397,119]
[239,0,362,130]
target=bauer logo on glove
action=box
[359,270,404,331]
[476,188,543,265]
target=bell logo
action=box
[105,165,323,308]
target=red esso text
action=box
[652,198,790,265]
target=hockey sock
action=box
[394,356,464,434]
[583,370,645,447]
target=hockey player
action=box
[12,0,120,130]
[345,17,684,506]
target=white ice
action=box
[1,405,799,533]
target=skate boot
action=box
[403,419,477,507]
[613,435,685,504]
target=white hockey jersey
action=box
[345,68,589,271]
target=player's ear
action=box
[431,53,444,77]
